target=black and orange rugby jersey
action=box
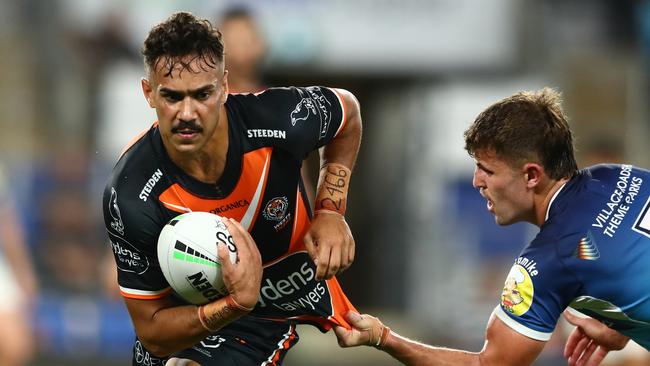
[103,86,355,331]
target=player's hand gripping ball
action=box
[157,212,238,305]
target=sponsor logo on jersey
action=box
[109,187,125,235]
[247,129,286,139]
[574,231,600,260]
[257,256,327,313]
[263,196,292,231]
[592,165,644,238]
[501,261,535,316]
[209,199,250,215]
[633,195,650,239]
[139,169,163,202]
[290,87,333,140]
[111,237,149,274]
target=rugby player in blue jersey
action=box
[335,88,650,365]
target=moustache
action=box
[171,120,203,134]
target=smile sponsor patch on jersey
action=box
[501,263,535,316]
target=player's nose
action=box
[178,97,198,120]
[472,167,485,189]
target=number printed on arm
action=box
[315,163,351,216]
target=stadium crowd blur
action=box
[1,1,650,365]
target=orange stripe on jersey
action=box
[288,186,310,254]
[324,276,358,330]
[158,147,272,230]
[118,121,159,160]
[120,287,173,300]
[331,89,348,138]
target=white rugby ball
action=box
[157,212,238,305]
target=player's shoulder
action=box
[108,128,159,186]
[103,127,169,244]
[582,163,650,184]
[104,126,168,212]
[227,86,340,111]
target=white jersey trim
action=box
[493,305,552,341]
[120,286,170,297]
[545,182,567,222]
[329,88,347,138]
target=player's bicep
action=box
[480,313,546,366]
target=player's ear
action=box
[219,70,229,104]
[523,163,543,188]
[141,78,154,108]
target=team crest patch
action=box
[263,197,289,221]
[501,264,534,316]
[263,196,292,231]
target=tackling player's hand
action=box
[563,309,629,366]
[219,218,262,310]
[303,212,355,280]
[334,311,390,348]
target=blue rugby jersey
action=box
[494,164,650,349]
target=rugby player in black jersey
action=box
[103,12,362,366]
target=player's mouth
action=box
[172,123,203,140]
[175,129,201,140]
[480,191,494,212]
[487,199,494,212]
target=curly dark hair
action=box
[464,88,578,180]
[142,12,224,77]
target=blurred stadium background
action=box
[1,0,650,365]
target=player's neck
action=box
[170,108,230,184]
[533,177,570,227]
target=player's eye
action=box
[195,91,211,101]
[162,92,183,103]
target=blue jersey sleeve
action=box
[494,233,581,341]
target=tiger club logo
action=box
[263,196,292,232]
[263,197,289,221]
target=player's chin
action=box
[494,215,515,226]
[171,139,202,153]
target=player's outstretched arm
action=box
[335,310,546,366]
[304,88,362,280]
[563,310,629,366]
[124,218,262,357]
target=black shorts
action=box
[132,315,300,366]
